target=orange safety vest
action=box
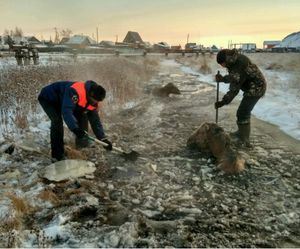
[71,82,97,111]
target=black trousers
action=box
[38,97,89,160]
[236,96,261,124]
[38,97,64,160]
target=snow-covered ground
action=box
[0,53,111,69]
[0,55,299,248]
[180,62,300,140]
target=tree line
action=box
[2,26,73,41]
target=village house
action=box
[1,35,41,46]
[263,41,281,50]
[99,40,115,48]
[153,42,170,51]
[121,31,147,48]
[65,35,97,49]
[273,31,300,52]
[123,31,144,44]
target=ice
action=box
[39,159,96,182]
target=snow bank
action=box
[180,63,300,140]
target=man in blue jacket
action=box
[38,80,112,162]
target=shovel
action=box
[215,70,220,124]
[87,134,139,161]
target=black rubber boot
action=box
[51,155,66,163]
[230,130,240,140]
[237,123,251,148]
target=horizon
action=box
[0,0,299,48]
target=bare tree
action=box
[60,29,72,38]
[14,26,23,37]
[3,29,10,36]
[3,27,23,37]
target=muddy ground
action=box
[0,57,300,248]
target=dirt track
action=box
[83,58,300,247]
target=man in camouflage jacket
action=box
[215,49,267,146]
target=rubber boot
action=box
[76,136,91,149]
[51,155,66,163]
[237,123,251,148]
[230,130,240,140]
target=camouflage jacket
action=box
[221,49,267,104]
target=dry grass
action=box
[37,190,60,206]
[14,107,29,130]
[7,193,32,214]
[0,193,33,234]
[64,145,87,160]
[176,52,300,76]
[175,54,215,74]
[0,56,159,134]
[246,53,300,72]
[1,217,22,232]
[248,53,300,92]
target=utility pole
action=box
[116,35,118,43]
[96,26,99,44]
[186,33,190,44]
[54,27,60,44]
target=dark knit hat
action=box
[216,49,228,64]
[88,81,106,101]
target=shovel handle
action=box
[87,135,125,154]
[216,70,220,124]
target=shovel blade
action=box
[122,150,140,161]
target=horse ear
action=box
[199,123,206,131]
[204,123,211,131]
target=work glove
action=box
[72,128,87,139]
[215,101,225,109]
[215,73,224,82]
[101,138,113,151]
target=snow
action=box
[43,215,67,239]
[40,159,96,182]
[180,63,300,140]
[0,55,299,247]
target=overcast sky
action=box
[0,0,299,48]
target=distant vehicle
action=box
[170,45,182,52]
[185,43,197,50]
[153,42,170,52]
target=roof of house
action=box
[8,36,40,44]
[154,42,170,48]
[123,31,143,44]
[99,40,115,47]
[24,36,40,42]
[278,31,300,48]
[66,35,97,45]
[263,41,281,45]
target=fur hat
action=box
[216,49,228,64]
[87,81,106,101]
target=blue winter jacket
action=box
[38,80,105,139]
